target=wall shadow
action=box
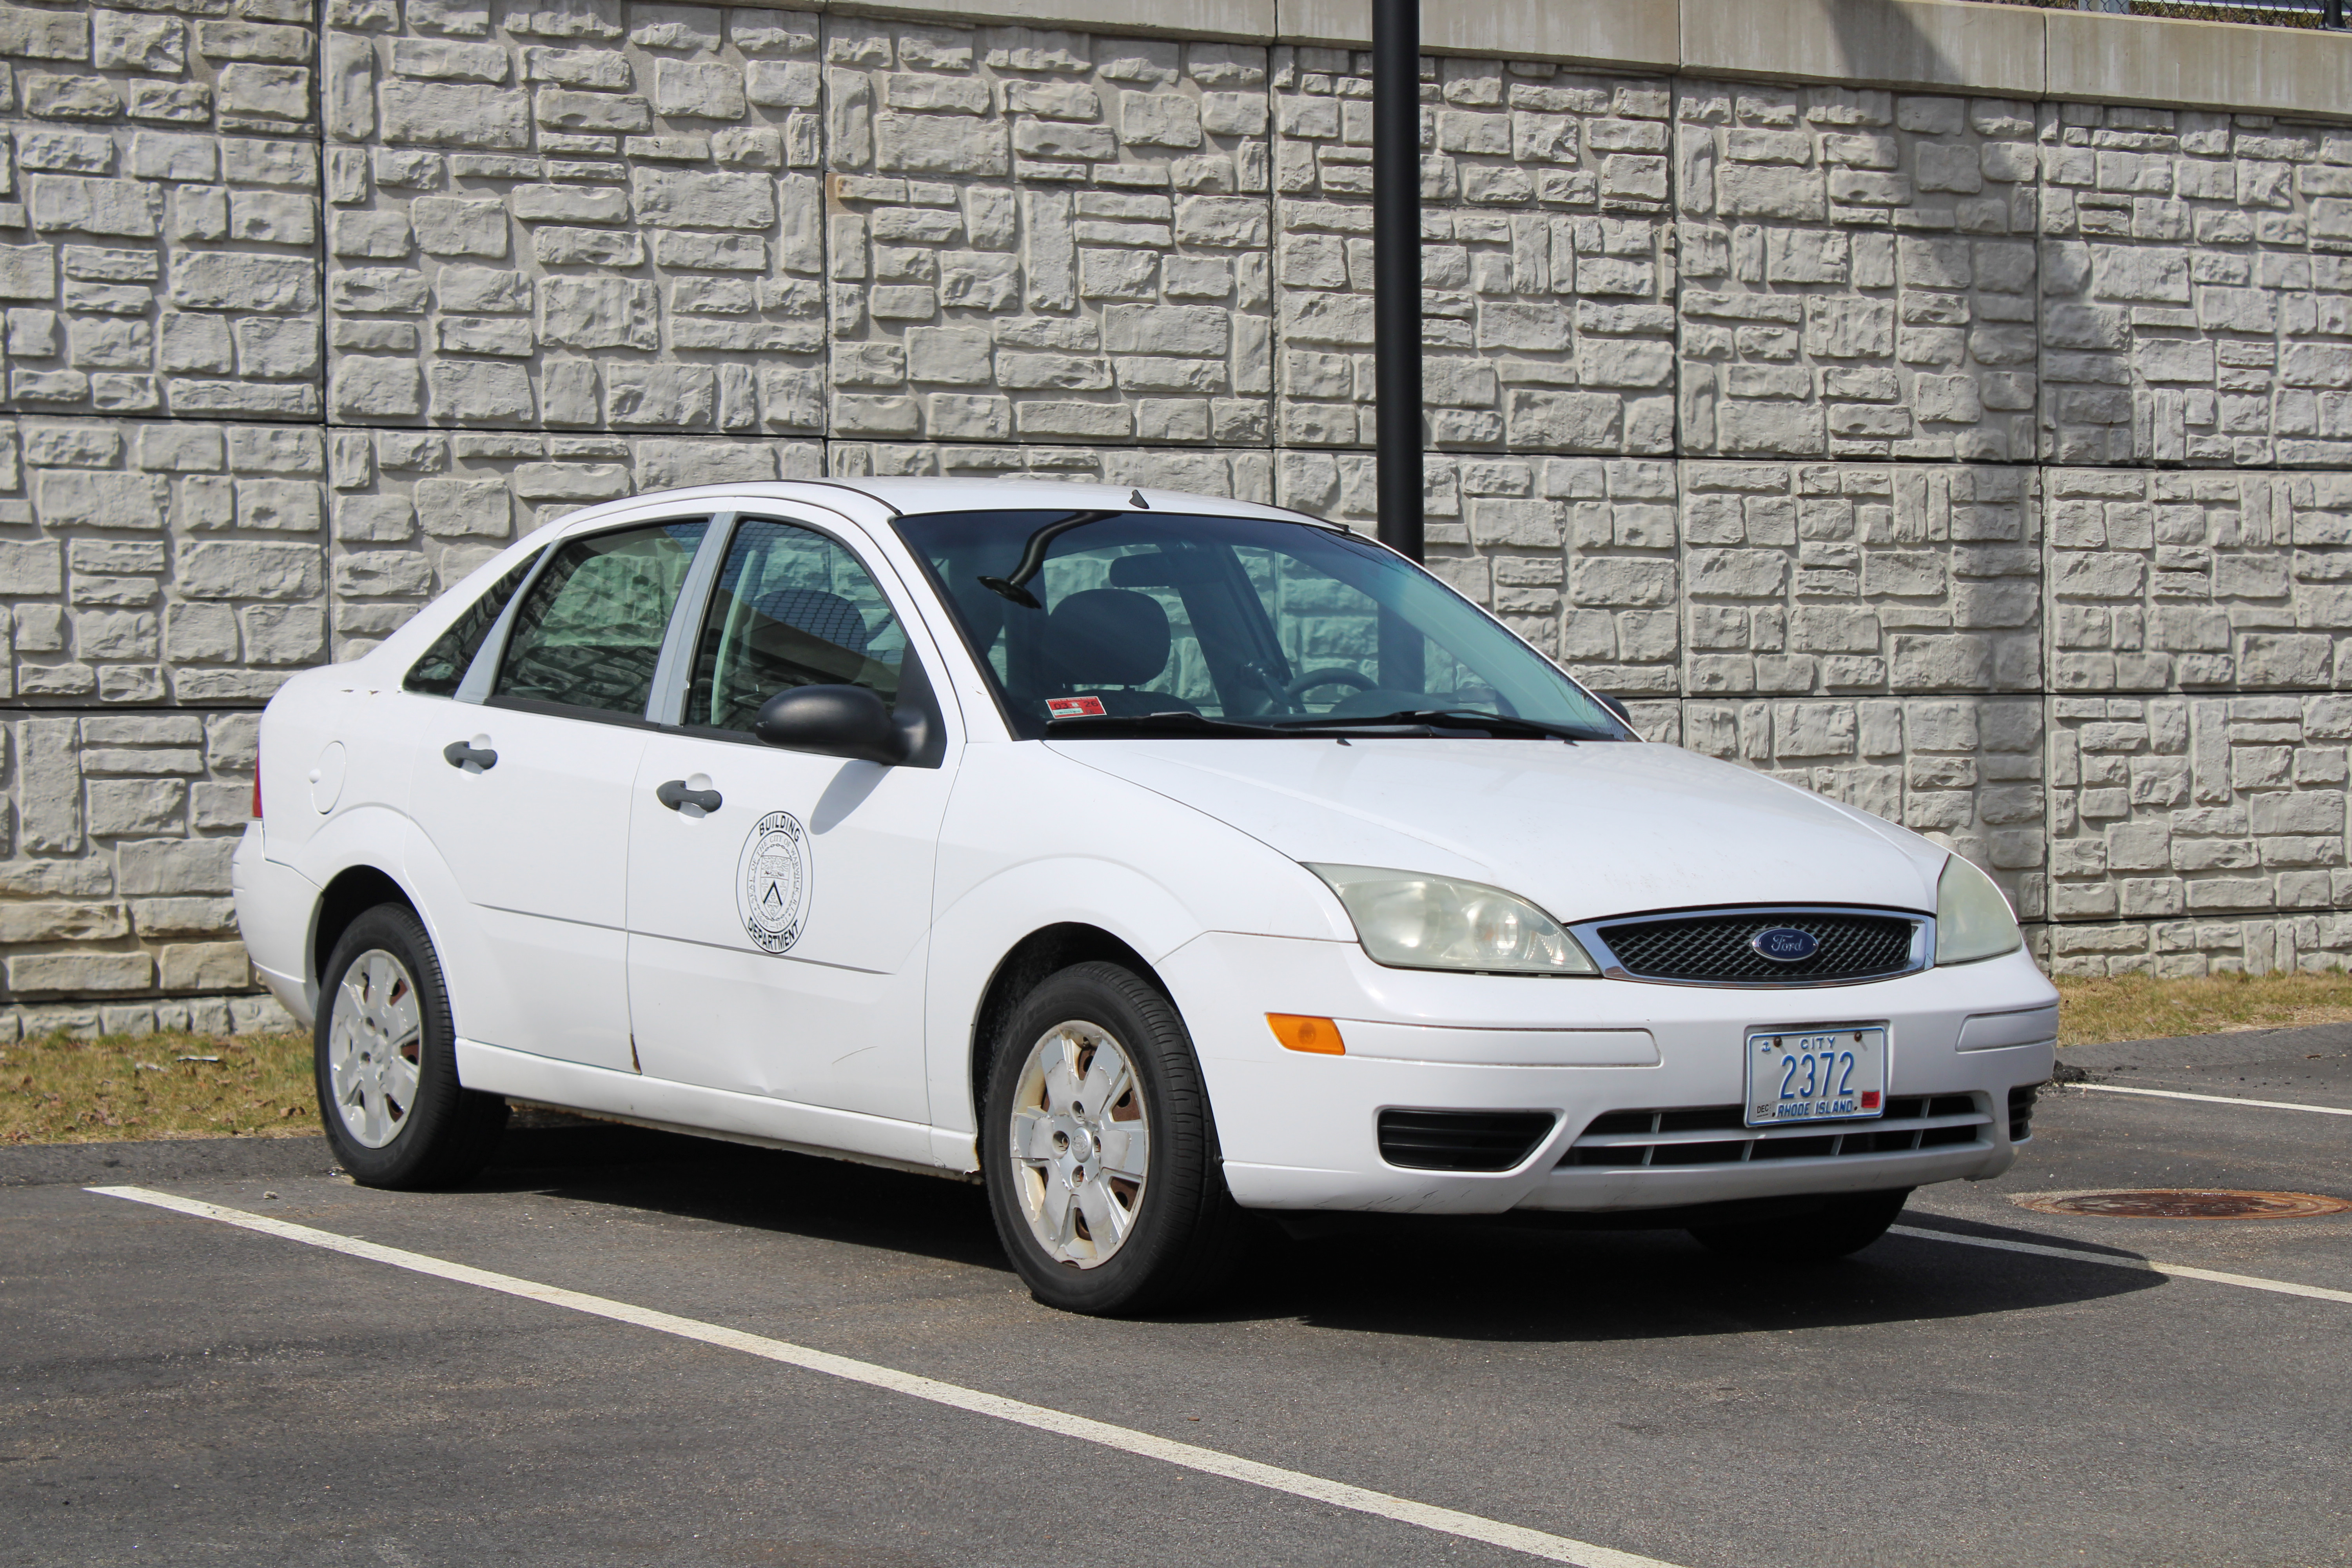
[1822,0,1953,98]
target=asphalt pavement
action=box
[4,1028,2348,1568]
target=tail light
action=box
[251,744,262,819]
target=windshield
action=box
[892,509,1630,741]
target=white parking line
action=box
[89,1185,1677,1568]
[2074,1082,2352,1117]
[1889,1225,2352,1306]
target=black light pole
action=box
[1372,0,1421,565]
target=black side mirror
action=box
[751,685,927,766]
[1596,693,1632,722]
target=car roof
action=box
[547,478,1339,535]
[837,478,1329,524]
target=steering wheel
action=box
[1284,668,1379,699]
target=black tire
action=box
[314,902,506,1189]
[1689,1188,1911,1262]
[980,962,1248,1316]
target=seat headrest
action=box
[1047,588,1170,687]
[752,588,871,655]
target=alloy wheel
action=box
[1007,1021,1151,1267]
[328,948,423,1149]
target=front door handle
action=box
[655,779,723,813]
[443,741,497,771]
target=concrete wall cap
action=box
[2047,8,2352,123]
[809,0,1278,41]
[1681,0,2043,97]
[1277,0,1680,68]
[730,0,2352,123]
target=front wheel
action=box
[980,962,1247,1316]
[315,902,506,1189]
[1689,1188,1910,1262]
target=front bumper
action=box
[1160,931,2056,1217]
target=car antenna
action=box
[1130,489,1149,509]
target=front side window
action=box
[686,517,910,732]
[893,510,1628,741]
[403,548,543,697]
[493,519,709,717]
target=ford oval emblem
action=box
[1751,927,1819,963]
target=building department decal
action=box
[737,810,811,955]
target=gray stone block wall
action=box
[324,2,831,436]
[824,23,1275,448]
[2040,103,2352,469]
[0,0,322,423]
[1677,84,2040,465]
[12,2,2352,1033]
[1679,460,2041,700]
[1678,693,2049,924]
[1269,50,1675,462]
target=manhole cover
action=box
[2013,1189,2352,1220]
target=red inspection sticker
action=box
[1047,696,1106,719]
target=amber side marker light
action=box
[1267,1014,1345,1055]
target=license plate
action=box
[1746,1027,1886,1127]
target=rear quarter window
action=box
[403,549,544,697]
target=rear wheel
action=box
[980,962,1247,1316]
[1688,1188,1910,1262]
[315,903,506,1189]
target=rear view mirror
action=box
[1106,550,1225,588]
[752,685,927,766]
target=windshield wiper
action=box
[1044,707,1609,742]
[1265,708,1600,742]
[1044,710,1296,738]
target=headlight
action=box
[1307,864,1596,975]
[1935,854,2022,965]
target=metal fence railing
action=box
[1975,0,2345,29]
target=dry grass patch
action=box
[2,1030,316,1144]
[2056,971,2352,1048]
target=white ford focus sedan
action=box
[235,479,2057,1313]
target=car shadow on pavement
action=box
[477,1120,1014,1276]
[1241,1220,2159,1343]
[474,1121,2158,1339]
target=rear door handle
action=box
[655,779,723,813]
[443,742,497,771]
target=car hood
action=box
[1047,738,1946,924]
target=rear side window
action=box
[685,518,909,732]
[493,519,709,717]
[403,548,543,697]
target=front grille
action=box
[2009,1083,2040,1142]
[1377,1109,1557,1172]
[1591,909,1919,984]
[1561,1095,1989,1168]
